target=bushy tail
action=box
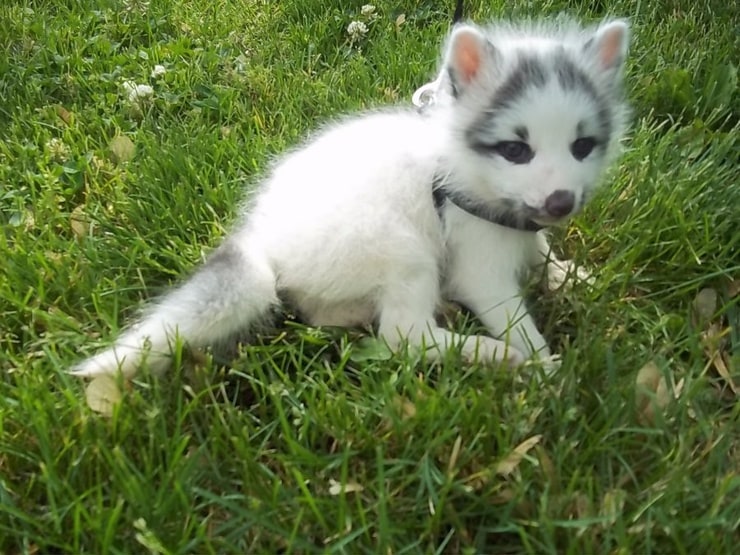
[70,240,278,378]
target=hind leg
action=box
[70,240,279,378]
[377,267,524,366]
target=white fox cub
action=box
[71,18,630,379]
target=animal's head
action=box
[436,18,630,227]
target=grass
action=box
[0,0,738,552]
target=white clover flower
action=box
[268,383,290,397]
[290,402,306,427]
[347,20,368,41]
[234,53,249,74]
[150,64,166,78]
[123,81,154,103]
[91,154,116,173]
[122,0,150,14]
[328,478,364,496]
[361,4,376,17]
[45,137,71,162]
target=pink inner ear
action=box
[454,32,483,84]
[598,26,625,69]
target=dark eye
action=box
[492,141,534,164]
[571,137,597,160]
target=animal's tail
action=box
[69,239,279,378]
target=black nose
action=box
[545,190,575,218]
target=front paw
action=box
[507,335,561,376]
[463,336,525,368]
[507,328,550,361]
[523,352,562,376]
[546,258,593,292]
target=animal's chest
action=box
[440,210,538,291]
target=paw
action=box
[523,353,562,376]
[546,258,594,292]
[464,336,525,367]
[507,329,550,361]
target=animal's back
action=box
[247,109,447,305]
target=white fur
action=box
[70,18,629,378]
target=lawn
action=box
[0,0,738,553]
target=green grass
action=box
[1,0,738,552]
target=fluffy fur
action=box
[71,17,630,378]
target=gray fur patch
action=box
[447,67,460,99]
[466,54,548,148]
[204,240,242,272]
[491,54,548,112]
[552,52,612,141]
[465,50,614,153]
[553,51,595,95]
[594,105,613,144]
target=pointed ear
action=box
[444,24,496,96]
[587,20,629,73]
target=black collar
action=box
[432,174,544,232]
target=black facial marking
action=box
[468,139,535,164]
[493,141,534,164]
[465,55,548,152]
[447,67,459,98]
[553,52,596,96]
[595,105,613,143]
[552,52,613,143]
[490,54,548,112]
[466,51,617,158]
[571,137,598,160]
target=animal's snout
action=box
[544,190,575,218]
